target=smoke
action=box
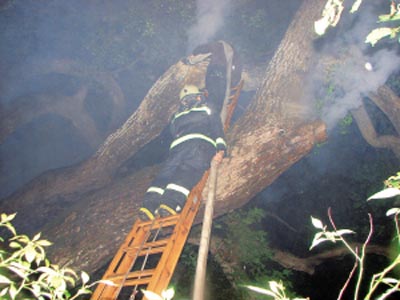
[311,2,400,130]
[187,0,232,51]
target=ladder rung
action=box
[137,215,181,230]
[138,246,166,256]
[123,239,169,253]
[106,268,155,285]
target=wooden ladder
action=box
[91,80,243,300]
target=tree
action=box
[314,0,400,158]
[1,0,327,276]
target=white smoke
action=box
[313,3,400,130]
[320,49,399,129]
[187,0,232,51]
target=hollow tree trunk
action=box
[0,59,126,145]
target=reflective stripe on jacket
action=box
[169,103,226,152]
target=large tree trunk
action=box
[1,0,327,275]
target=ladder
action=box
[91,80,243,300]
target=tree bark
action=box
[1,0,328,275]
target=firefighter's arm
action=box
[207,102,227,156]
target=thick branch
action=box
[186,234,389,277]
[369,85,400,134]
[271,244,389,275]
[352,101,400,158]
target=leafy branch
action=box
[315,0,400,46]
[245,172,400,300]
[0,213,107,299]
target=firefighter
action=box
[139,84,226,220]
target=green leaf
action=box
[141,290,163,300]
[244,284,276,297]
[368,188,400,200]
[314,16,331,36]
[161,287,175,300]
[5,224,16,236]
[350,0,363,13]
[1,213,16,223]
[37,239,52,247]
[378,14,400,22]
[386,207,400,217]
[9,241,21,249]
[81,271,90,284]
[37,266,59,278]
[99,279,117,286]
[0,287,9,297]
[365,27,394,46]
[32,232,41,242]
[310,236,331,250]
[334,229,355,236]
[8,263,28,279]
[30,283,42,297]
[382,277,399,284]
[9,284,17,300]
[311,216,324,229]
[64,274,76,286]
[24,245,37,263]
[0,274,11,284]
[269,281,282,294]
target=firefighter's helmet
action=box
[179,84,201,101]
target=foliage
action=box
[245,172,400,300]
[0,213,104,299]
[384,172,400,190]
[244,280,308,300]
[339,113,353,135]
[243,271,298,300]
[215,208,272,279]
[311,172,400,300]
[315,0,400,46]
[141,287,175,300]
[211,208,304,299]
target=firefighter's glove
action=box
[216,143,227,155]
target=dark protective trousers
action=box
[205,64,227,113]
[142,140,214,213]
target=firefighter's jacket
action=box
[169,101,226,162]
[141,101,226,214]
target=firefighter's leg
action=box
[139,157,179,220]
[158,164,208,216]
[205,64,227,113]
[140,187,164,220]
